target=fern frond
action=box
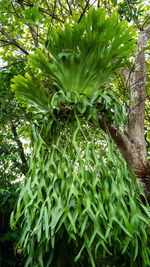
[11,73,49,113]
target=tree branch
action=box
[127,0,142,30]
[39,8,65,23]
[97,113,133,161]
[98,112,149,183]
[17,1,39,47]
[0,59,27,71]
[78,0,90,23]
[0,29,29,55]
[66,0,72,15]
[22,1,65,23]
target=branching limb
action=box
[78,0,90,23]
[127,0,142,30]
[0,29,29,55]
[0,59,27,71]
[97,113,132,162]
[66,0,72,15]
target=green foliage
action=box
[0,1,150,266]
[0,187,25,267]
[11,117,150,267]
[23,5,41,24]
[0,135,24,188]
[0,0,93,60]
[0,63,26,121]
[11,72,49,113]
[9,6,150,267]
[45,8,135,95]
[117,0,144,22]
[111,0,117,5]
[0,63,30,182]
[11,8,135,127]
[0,63,30,267]
[11,72,127,128]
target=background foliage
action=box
[0,63,30,266]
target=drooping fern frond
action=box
[10,7,150,267]
[10,117,150,267]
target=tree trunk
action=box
[10,120,28,174]
[98,27,150,203]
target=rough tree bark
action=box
[98,27,150,203]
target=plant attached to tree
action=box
[10,8,150,267]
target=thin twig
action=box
[0,59,27,71]
[78,0,90,23]
[66,0,72,15]
[0,29,29,55]
[127,0,142,30]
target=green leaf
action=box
[111,0,117,5]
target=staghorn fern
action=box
[10,117,150,267]
[11,8,136,120]
[27,8,136,98]
[10,7,150,267]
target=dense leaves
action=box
[0,63,30,266]
[0,1,150,266]
[34,8,136,96]
[0,186,25,267]
[10,6,150,267]
[11,116,150,267]
[11,8,135,126]
[117,0,144,22]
